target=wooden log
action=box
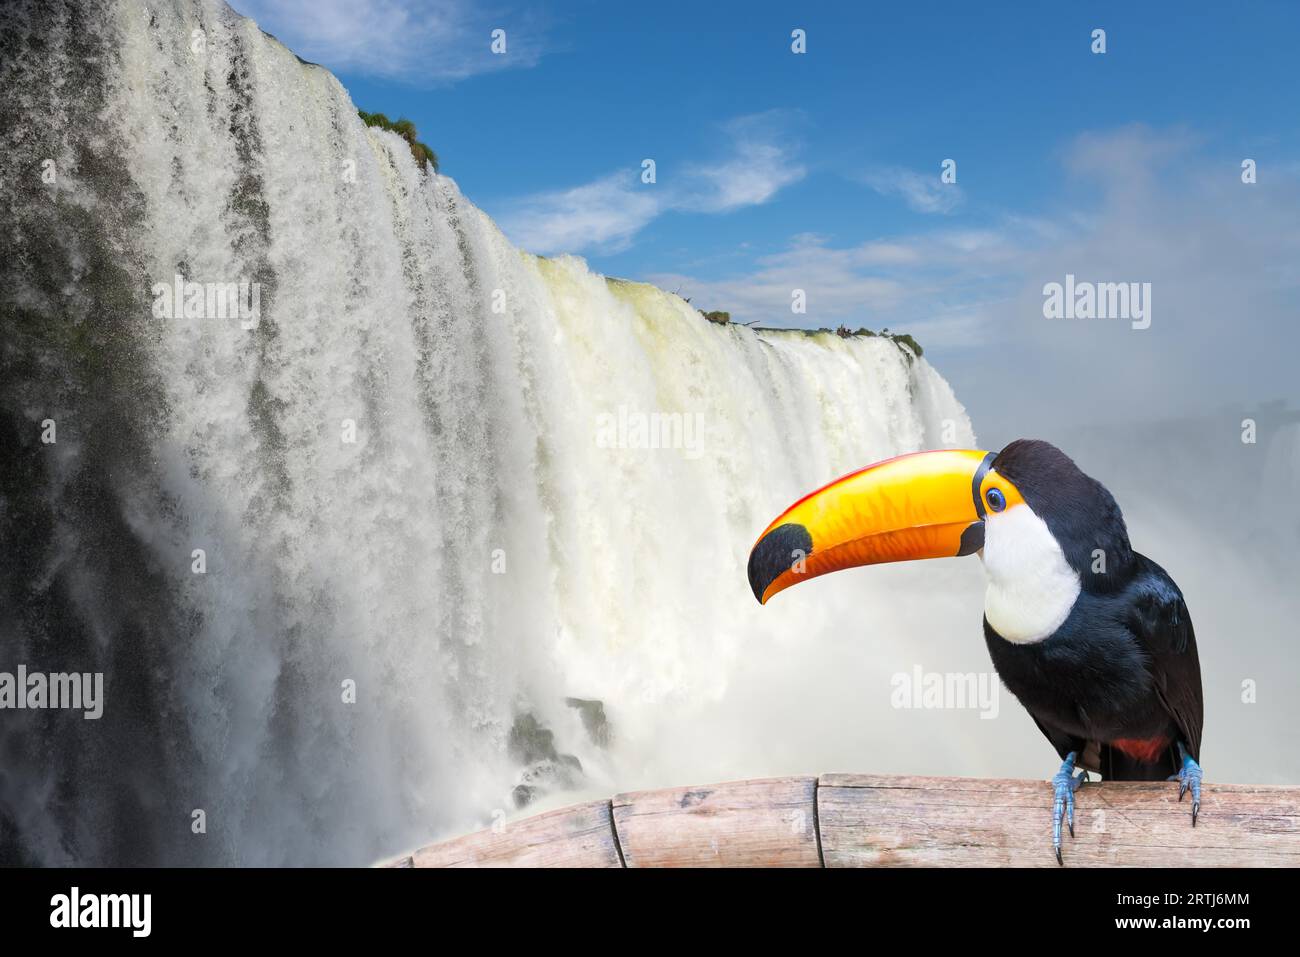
[818,773,1300,867]
[394,773,1300,867]
[410,800,623,868]
[612,776,821,867]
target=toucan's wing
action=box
[1126,554,1204,761]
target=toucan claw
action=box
[1051,752,1087,865]
[1166,743,1203,827]
[1171,749,1203,827]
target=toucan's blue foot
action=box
[1051,752,1088,865]
[1167,743,1203,826]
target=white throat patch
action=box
[980,503,1081,644]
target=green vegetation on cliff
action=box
[848,327,924,358]
[358,110,439,172]
[706,309,923,358]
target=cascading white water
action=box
[0,0,977,865]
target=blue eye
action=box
[986,488,1006,512]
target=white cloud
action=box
[681,113,807,212]
[648,227,1025,347]
[862,165,963,214]
[651,124,1300,433]
[1062,123,1197,185]
[952,124,1300,436]
[500,174,661,255]
[685,140,803,212]
[496,112,806,255]
[232,0,544,83]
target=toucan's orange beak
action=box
[748,449,997,604]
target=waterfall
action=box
[0,0,975,865]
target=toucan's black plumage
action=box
[982,440,1203,783]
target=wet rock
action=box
[507,713,558,765]
[506,711,588,810]
[557,753,583,776]
[564,697,611,748]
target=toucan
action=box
[748,439,1204,863]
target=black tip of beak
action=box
[748,523,813,604]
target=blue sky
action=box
[234,0,1300,432]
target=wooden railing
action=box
[382,773,1300,867]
